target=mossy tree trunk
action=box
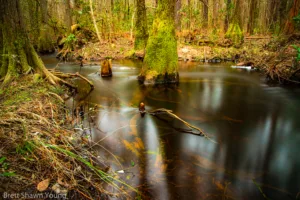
[139,0,179,84]
[134,0,148,50]
[0,0,60,87]
[225,0,243,46]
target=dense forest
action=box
[1,0,300,199]
[1,0,300,84]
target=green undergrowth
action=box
[0,75,65,109]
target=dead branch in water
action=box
[147,108,217,143]
[52,71,94,89]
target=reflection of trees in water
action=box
[77,65,300,199]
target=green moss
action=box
[33,73,42,83]
[38,25,55,53]
[142,19,178,79]
[225,23,244,46]
[3,90,31,106]
[125,49,136,58]
[138,0,178,84]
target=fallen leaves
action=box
[37,178,50,192]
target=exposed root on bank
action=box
[0,76,138,199]
[148,108,217,143]
[49,70,94,90]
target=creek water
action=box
[44,55,300,200]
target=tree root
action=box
[52,71,94,89]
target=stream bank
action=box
[56,33,300,85]
[0,75,138,199]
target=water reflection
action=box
[43,57,300,200]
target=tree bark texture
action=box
[139,0,179,84]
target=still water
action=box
[44,56,300,200]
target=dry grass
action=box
[0,75,138,199]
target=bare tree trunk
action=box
[65,0,72,33]
[247,0,258,34]
[89,0,102,43]
[284,0,300,34]
[212,0,218,28]
[175,0,181,31]
[200,0,208,29]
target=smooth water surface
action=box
[44,55,300,200]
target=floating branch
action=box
[147,108,217,143]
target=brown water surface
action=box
[44,55,300,200]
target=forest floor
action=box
[68,32,300,84]
[0,75,136,199]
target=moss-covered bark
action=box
[0,0,60,87]
[134,0,148,50]
[38,24,55,53]
[139,0,179,84]
[225,22,244,46]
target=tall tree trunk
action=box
[201,0,208,29]
[90,0,102,43]
[233,0,242,26]
[284,0,300,34]
[212,0,218,28]
[224,0,231,32]
[225,0,243,45]
[267,0,280,32]
[247,0,258,34]
[134,0,148,50]
[0,0,60,87]
[65,0,72,33]
[175,0,181,31]
[187,0,191,30]
[139,0,178,84]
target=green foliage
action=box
[131,160,135,166]
[16,141,35,155]
[49,86,64,95]
[65,34,77,44]
[0,172,16,177]
[293,13,300,24]
[0,157,6,165]
[62,33,77,50]
[292,45,300,61]
[0,157,15,177]
[293,12,300,30]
